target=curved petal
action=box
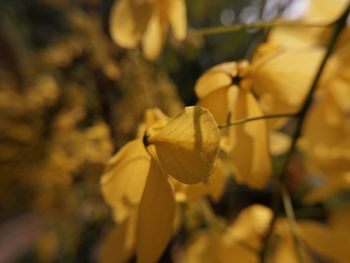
[268,26,325,49]
[136,107,169,139]
[185,161,227,202]
[168,0,187,41]
[305,0,348,24]
[298,220,350,262]
[269,131,291,156]
[230,91,271,189]
[251,47,324,113]
[100,140,150,220]
[195,62,237,98]
[197,86,230,124]
[301,91,350,176]
[142,9,166,60]
[226,205,272,250]
[109,0,153,48]
[137,159,175,263]
[148,106,220,184]
[99,210,137,263]
[184,231,258,263]
[267,221,315,263]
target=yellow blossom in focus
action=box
[100,106,220,263]
[110,0,187,60]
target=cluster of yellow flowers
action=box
[100,0,350,262]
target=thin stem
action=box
[218,112,297,129]
[259,4,350,263]
[195,20,331,36]
[281,184,304,263]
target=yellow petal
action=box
[100,140,150,221]
[329,76,350,113]
[148,106,220,184]
[300,90,350,176]
[205,161,227,202]
[230,91,271,189]
[298,220,350,262]
[184,231,258,263]
[185,161,227,202]
[168,0,187,41]
[269,131,291,156]
[226,205,272,250]
[136,107,169,139]
[195,62,237,98]
[252,47,324,114]
[142,9,165,60]
[268,26,326,49]
[109,0,152,48]
[266,0,347,50]
[305,0,348,24]
[99,210,137,263]
[270,224,314,263]
[197,87,231,124]
[137,159,175,263]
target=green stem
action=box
[259,4,350,263]
[218,112,297,129]
[195,20,331,36]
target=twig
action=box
[218,112,297,129]
[259,4,350,263]
[194,20,331,36]
[281,184,304,262]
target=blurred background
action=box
[0,0,309,262]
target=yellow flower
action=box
[110,0,187,60]
[182,160,227,203]
[251,44,325,115]
[183,205,272,263]
[101,106,220,263]
[195,61,271,189]
[99,208,138,263]
[300,84,350,177]
[273,216,350,263]
[268,0,349,49]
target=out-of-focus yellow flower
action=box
[182,205,272,263]
[305,0,349,24]
[195,61,271,189]
[268,0,349,49]
[251,44,325,115]
[271,213,350,263]
[297,219,350,262]
[252,0,349,118]
[269,131,291,156]
[101,140,151,222]
[101,106,220,263]
[110,0,187,60]
[182,160,227,203]
[271,220,314,263]
[300,83,350,203]
[99,208,138,263]
[300,87,350,177]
